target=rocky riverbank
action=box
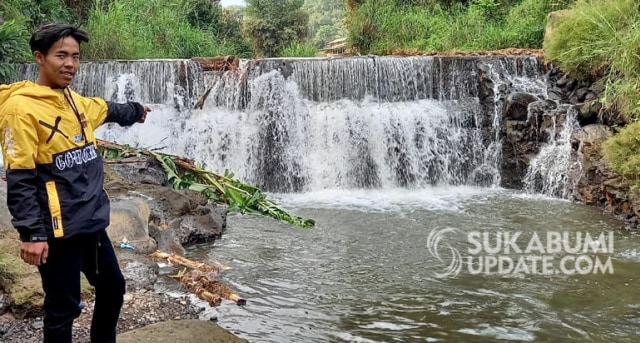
[0,160,249,343]
[493,61,640,232]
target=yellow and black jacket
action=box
[0,81,144,242]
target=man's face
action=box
[35,37,80,88]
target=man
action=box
[0,23,151,343]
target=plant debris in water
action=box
[96,139,315,228]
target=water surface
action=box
[185,187,640,343]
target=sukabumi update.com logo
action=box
[427,228,615,278]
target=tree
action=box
[302,0,345,48]
[242,0,308,57]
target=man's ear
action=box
[34,51,45,65]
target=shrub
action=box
[602,121,640,187]
[0,19,30,83]
[545,0,640,120]
[345,0,571,55]
[544,0,640,78]
[278,41,318,57]
[83,0,245,60]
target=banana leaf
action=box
[97,139,315,228]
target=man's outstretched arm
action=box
[105,101,150,126]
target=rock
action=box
[556,75,568,87]
[571,124,612,147]
[565,78,578,92]
[589,80,606,95]
[578,100,602,126]
[107,198,156,254]
[504,92,539,120]
[158,189,192,216]
[571,125,613,206]
[118,253,159,291]
[547,87,564,102]
[107,161,167,186]
[171,211,223,246]
[575,87,589,102]
[0,254,44,319]
[152,225,186,256]
[31,319,43,330]
[117,320,250,343]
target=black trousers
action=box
[38,230,126,343]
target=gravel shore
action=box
[0,288,203,343]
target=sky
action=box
[220,0,245,6]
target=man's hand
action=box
[138,105,151,123]
[21,242,49,266]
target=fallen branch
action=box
[170,269,246,306]
[150,251,218,273]
[194,86,213,110]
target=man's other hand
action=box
[138,105,151,123]
[21,242,49,266]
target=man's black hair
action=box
[29,23,90,55]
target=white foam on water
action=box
[267,186,504,212]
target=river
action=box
[184,187,640,343]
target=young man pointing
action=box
[0,23,151,343]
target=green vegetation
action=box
[303,0,345,48]
[84,0,235,59]
[242,0,309,57]
[0,19,30,82]
[602,121,640,188]
[279,41,319,57]
[346,0,572,55]
[545,0,640,120]
[99,141,315,228]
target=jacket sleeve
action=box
[1,112,47,242]
[80,96,144,128]
[104,101,145,126]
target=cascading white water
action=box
[473,58,549,186]
[3,56,559,194]
[522,105,581,199]
[99,68,487,192]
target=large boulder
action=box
[107,198,156,254]
[117,320,250,343]
[503,92,539,121]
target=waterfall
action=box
[522,105,581,199]
[3,56,553,193]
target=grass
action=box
[83,0,240,60]
[545,0,640,120]
[278,41,319,57]
[602,121,640,188]
[346,0,572,55]
[544,0,640,78]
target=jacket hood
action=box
[0,80,68,107]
